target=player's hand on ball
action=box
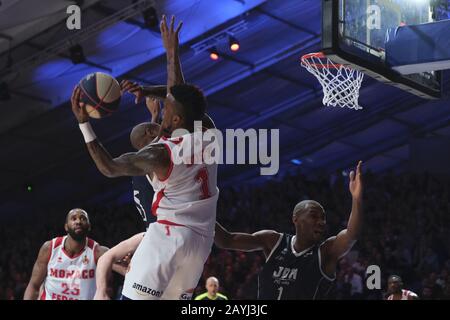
[120,80,143,104]
[349,161,363,200]
[71,85,89,123]
[160,15,183,53]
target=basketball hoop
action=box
[301,52,364,110]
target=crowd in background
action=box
[1,170,449,300]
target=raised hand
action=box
[120,80,143,104]
[160,15,183,54]
[71,85,89,123]
[349,161,363,200]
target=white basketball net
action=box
[301,53,364,110]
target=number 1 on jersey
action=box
[277,286,284,300]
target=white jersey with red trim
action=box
[387,289,418,300]
[148,133,219,237]
[40,236,98,300]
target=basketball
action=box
[78,72,122,119]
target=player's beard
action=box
[67,227,88,242]
[393,288,402,295]
[162,125,172,137]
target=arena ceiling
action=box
[0,0,449,215]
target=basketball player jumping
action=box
[23,208,114,300]
[71,15,219,300]
[94,105,215,299]
[215,161,364,299]
[94,102,159,298]
[124,83,215,230]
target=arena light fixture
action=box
[191,20,248,55]
[209,47,220,61]
[229,36,240,52]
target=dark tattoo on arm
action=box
[86,140,169,178]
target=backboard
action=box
[322,0,447,99]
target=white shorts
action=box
[121,221,213,300]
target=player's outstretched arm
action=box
[120,80,167,104]
[322,161,363,263]
[123,82,213,128]
[87,143,169,178]
[214,222,281,258]
[119,80,164,123]
[71,86,170,178]
[95,245,126,276]
[94,233,145,300]
[161,15,184,88]
[24,241,51,300]
[122,84,214,128]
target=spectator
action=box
[195,277,228,300]
[344,267,363,299]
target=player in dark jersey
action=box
[129,97,162,229]
[132,174,155,229]
[215,161,363,300]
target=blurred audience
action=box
[1,171,449,299]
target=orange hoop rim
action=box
[301,52,343,69]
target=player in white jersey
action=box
[386,275,419,300]
[23,209,112,300]
[71,16,219,300]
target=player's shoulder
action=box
[138,141,170,156]
[194,292,208,300]
[217,293,228,300]
[254,230,283,242]
[406,290,419,299]
[318,235,338,252]
[41,240,52,251]
[86,237,101,248]
[43,236,65,250]
[137,142,171,171]
[91,240,108,256]
[36,240,53,261]
[254,230,283,252]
